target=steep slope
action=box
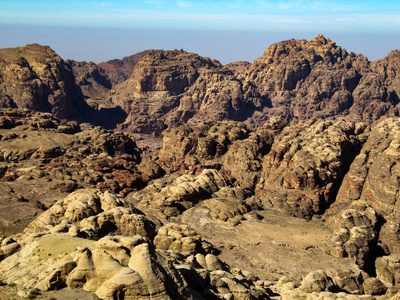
[0,44,84,119]
[65,59,113,104]
[98,50,151,84]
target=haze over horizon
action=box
[1,0,400,64]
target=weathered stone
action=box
[299,270,336,293]
[362,277,387,295]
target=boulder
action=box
[299,270,336,293]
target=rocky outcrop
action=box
[298,270,336,293]
[0,187,270,300]
[157,119,278,189]
[66,60,113,103]
[337,118,400,216]
[103,49,261,134]
[128,169,230,223]
[23,189,155,239]
[0,44,84,119]
[0,108,161,234]
[154,223,214,254]
[98,50,151,84]
[157,121,250,172]
[244,34,400,127]
[329,201,379,271]
[256,119,363,218]
[324,118,400,274]
[0,233,269,299]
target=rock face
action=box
[98,50,151,84]
[157,120,276,189]
[127,169,230,223]
[256,119,363,218]
[104,49,261,134]
[0,44,84,119]
[244,34,400,127]
[23,189,156,239]
[323,117,400,278]
[66,60,113,103]
[157,119,363,219]
[329,201,379,271]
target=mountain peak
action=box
[310,33,333,46]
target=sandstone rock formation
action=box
[23,189,155,239]
[0,188,270,299]
[154,223,214,254]
[331,118,400,216]
[0,108,162,234]
[244,34,400,127]
[256,119,363,218]
[325,118,400,276]
[103,49,262,134]
[128,169,230,223]
[66,59,113,103]
[329,201,379,271]
[0,44,84,119]
[98,50,151,84]
[157,119,278,189]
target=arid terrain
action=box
[0,34,400,299]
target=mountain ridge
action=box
[1,34,399,132]
[2,35,400,299]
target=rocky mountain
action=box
[98,50,151,84]
[85,34,399,133]
[65,59,113,105]
[2,36,399,135]
[0,44,85,120]
[2,35,400,299]
[244,34,400,127]
[102,49,262,134]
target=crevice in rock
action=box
[323,136,366,215]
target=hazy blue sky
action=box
[1,0,399,63]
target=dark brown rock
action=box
[0,44,83,119]
[103,50,259,134]
[98,50,150,84]
[65,60,112,103]
[334,269,364,294]
[244,34,400,127]
[363,277,387,295]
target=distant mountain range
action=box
[0,34,399,133]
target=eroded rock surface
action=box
[0,188,270,300]
[0,44,84,119]
[244,34,400,127]
[102,49,261,134]
[0,109,161,234]
[255,119,363,218]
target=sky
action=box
[1,0,400,64]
